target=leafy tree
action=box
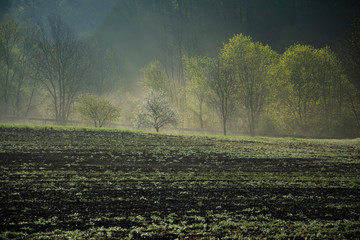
[316,47,348,132]
[221,33,279,136]
[135,89,179,132]
[0,16,34,116]
[77,93,120,128]
[272,45,322,135]
[208,58,237,136]
[183,55,216,129]
[271,44,349,136]
[31,15,90,125]
[141,60,170,94]
[0,18,21,107]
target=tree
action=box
[88,39,122,95]
[208,58,237,136]
[134,89,179,132]
[0,16,34,116]
[77,93,120,128]
[183,55,216,129]
[221,34,279,136]
[316,47,347,133]
[271,44,348,136]
[341,9,360,92]
[141,60,170,94]
[0,18,21,109]
[343,79,360,134]
[32,15,90,125]
[340,10,360,133]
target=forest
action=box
[0,0,360,138]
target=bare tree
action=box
[341,8,360,93]
[135,89,179,132]
[32,15,89,125]
[340,9,360,131]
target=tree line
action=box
[142,35,360,137]
[0,15,121,125]
[1,14,359,137]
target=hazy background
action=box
[1,0,358,86]
[1,0,359,137]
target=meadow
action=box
[0,124,359,239]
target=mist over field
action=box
[0,0,360,137]
[1,2,360,239]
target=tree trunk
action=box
[199,102,203,130]
[25,80,37,117]
[248,108,255,136]
[223,116,227,136]
[349,93,360,131]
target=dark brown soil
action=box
[0,127,359,238]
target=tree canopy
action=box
[77,93,120,128]
[221,34,279,136]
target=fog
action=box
[0,0,359,138]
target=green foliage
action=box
[0,16,35,116]
[1,3,359,138]
[206,58,237,136]
[77,93,120,128]
[183,56,215,97]
[0,18,20,104]
[134,89,179,132]
[270,44,357,136]
[221,33,279,136]
[141,60,169,94]
[183,55,216,129]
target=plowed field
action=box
[1,125,359,239]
